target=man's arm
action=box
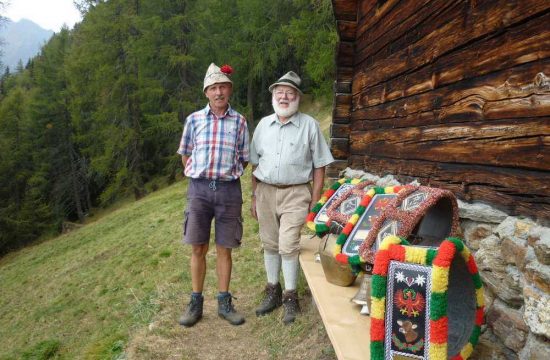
[181,155,189,169]
[250,166,258,220]
[310,166,326,210]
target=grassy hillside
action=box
[0,101,336,360]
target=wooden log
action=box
[351,61,550,128]
[336,20,357,42]
[355,0,433,53]
[348,155,550,222]
[352,0,550,94]
[350,118,550,171]
[355,12,550,109]
[332,0,358,22]
[333,93,352,119]
[330,138,350,160]
[336,67,353,84]
[333,117,351,125]
[334,80,352,93]
[337,42,354,67]
[356,0,400,34]
[327,159,350,179]
[330,123,350,138]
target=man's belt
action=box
[258,180,309,189]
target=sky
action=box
[4,0,82,32]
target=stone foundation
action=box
[342,168,550,359]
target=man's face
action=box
[272,85,298,109]
[272,85,300,118]
[205,82,232,110]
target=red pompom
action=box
[220,64,233,75]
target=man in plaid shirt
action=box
[177,63,249,327]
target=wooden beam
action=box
[349,155,550,223]
[331,0,358,21]
[352,0,550,94]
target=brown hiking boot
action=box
[282,290,300,325]
[178,294,203,327]
[255,283,283,317]
[218,293,245,326]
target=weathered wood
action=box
[355,0,456,65]
[350,118,550,171]
[332,0,358,21]
[330,123,350,138]
[327,159,350,178]
[334,80,352,93]
[330,138,350,160]
[355,13,550,109]
[356,0,399,34]
[333,93,352,119]
[352,0,550,94]
[337,42,354,67]
[333,117,351,125]
[336,67,353,83]
[356,0,433,53]
[336,20,357,42]
[351,62,550,128]
[349,155,550,223]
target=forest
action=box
[0,0,337,254]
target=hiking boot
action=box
[255,283,283,317]
[178,294,203,327]
[282,290,300,325]
[218,293,245,326]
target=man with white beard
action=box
[249,71,334,324]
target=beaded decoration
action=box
[370,235,485,360]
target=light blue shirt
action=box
[250,112,334,185]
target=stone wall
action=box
[342,168,550,359]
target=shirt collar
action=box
[204,103,234,118]
[270,112,301,128]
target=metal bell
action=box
[351,274,371,307]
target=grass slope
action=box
[0,101,336,360]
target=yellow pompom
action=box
[370,297,386,320]
[384,186,394,194]
[405,246,428,265]
[460,343,474,359]
[431,265,450,293]
[429,343,447,360]
[379,235,401,250]
[476,287,485,306]
[349,214,360,225]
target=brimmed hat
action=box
[203,63,233,91]
[269,71,303,94]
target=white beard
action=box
[272,97,299,119]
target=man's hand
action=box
[250,196,258,220]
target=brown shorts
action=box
[183,178,243,248]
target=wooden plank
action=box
[299,236,371,360]
[333,93,352,119]
[331,0,358,22]
[330,138,349,160]
[336,42,354,67]
[355,12,550,109]
[330,123,350,138]
[334,80,352,93]
[349,155,550,223]
[336,67,353,83]
[355,0,433,54]
[351,60,550,128]
[352,0,550,94]
[356,0,400,35]
[336,20,357,42]
[327,159,349,178]
[350,118,550,171]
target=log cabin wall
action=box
[330,0,550,223]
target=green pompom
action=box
[371,275,387,298]
[426,249,438,266]
[355,205,366,215]
[374,187,385,194]
[447,237,465,252]
[336,233,347,245]
[430,291,448,320]
[311,203,323,213]
[472,272,483,289]
[370,341,385,360]
[315,224,330,237]
[469,325,482,346]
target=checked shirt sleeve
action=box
[177,116,194,156]
[237,116,250,163]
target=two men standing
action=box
[178,65,332,327]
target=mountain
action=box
[0,18,54,71]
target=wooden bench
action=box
[299,236,371,360]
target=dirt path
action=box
[125,286,337,360]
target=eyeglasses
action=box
[274,90,297,98]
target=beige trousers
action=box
[256,182,312,256]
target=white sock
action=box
[264,249,281,285]
[282,254,299,291]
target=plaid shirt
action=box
[177,104,249,181]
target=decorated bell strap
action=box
[306,178,364,237]
[358,186,460,264]
[370,236,485,360]
[332,185,406,272]
[325,180,374,226]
